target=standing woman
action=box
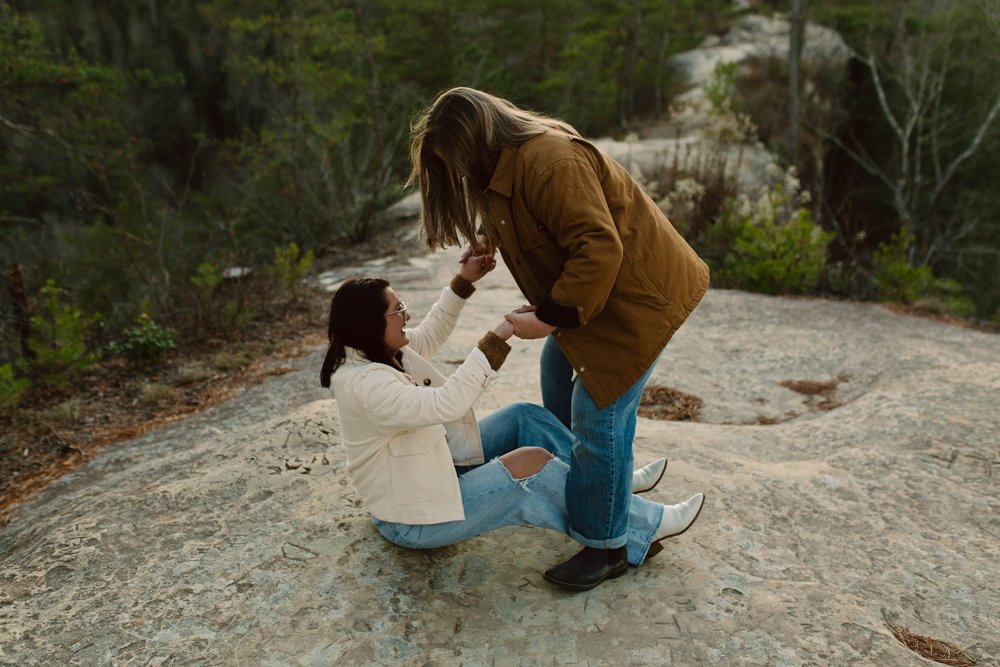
[408,87,710,590]
[320,264,704,590]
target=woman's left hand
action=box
[458,247,497,283]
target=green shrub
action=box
[26,280,100,386]
[187,259,260,337]
[0,363,28,409]
[223,301,257,329]
[269,242,314,295]
[919,278,975,318]
[191,261,224,296]
[189,261,226,335]
[872,232,974,316]
[705,61,745,117]
[706,170,834,294]
[108,313,177,364]
[872,231,932,304]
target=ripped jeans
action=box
[372,403,665,565]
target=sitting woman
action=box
[319,258,705,591]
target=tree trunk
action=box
[618,0,642,128]
[787,0,807,167]
[5,263,35,361]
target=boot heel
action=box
[645,494,706,562]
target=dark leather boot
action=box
[543,546,628,591]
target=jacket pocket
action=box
[387,427,455,505]
[517,220,566,257]
[614,250,670,308]
[515,221,568,290]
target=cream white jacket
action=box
[330,287,497,524]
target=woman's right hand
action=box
[492,319,514,341]
[458,244,496,283]
[458,252,496,283]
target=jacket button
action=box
[537,223,544,230]
[579,367,586,372]
[500,219,506,225]
[423,378,432,386]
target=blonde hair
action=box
[407,87,579,250]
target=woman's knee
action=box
[499,446,554,479]
[506,401,546,420]
[514,401,568,430]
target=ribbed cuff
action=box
[536,294,581,329]
[477,331,511,370]
[450,275,476,299]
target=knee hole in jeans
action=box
[498,447,554,480]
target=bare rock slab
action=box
[2,247,998,666]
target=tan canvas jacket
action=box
[485,130,710,409]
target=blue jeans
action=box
[456,402,574,473]
[372,457,665,566]
[540,335,659,549]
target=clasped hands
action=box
[492,304,556,341]
[460,244,558,342]
[504,305,556,340]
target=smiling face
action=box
[382,287,411,352]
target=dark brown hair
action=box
[319,277,396,388]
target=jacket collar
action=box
[488,130,581,198]
[344,346,405,369]
[343,347,369,366]
[487,144,517,198]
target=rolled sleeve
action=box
[477,330,512,369]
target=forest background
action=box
[1,0,999,503]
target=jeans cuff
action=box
[567,525,628,549]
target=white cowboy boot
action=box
[632,457,668,494]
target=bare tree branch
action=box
[931,91,1000,205]
[0,113,99,159]
[863,54,906,143]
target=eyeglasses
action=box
[385,301,407,318]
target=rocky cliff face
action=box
[595,14,849,197]
[385,14,847,225]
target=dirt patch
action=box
[779,373,850,410]
[746,414,786,425]
[639,384,704,421]
[741,374,851,425]
[0,314,323,525]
